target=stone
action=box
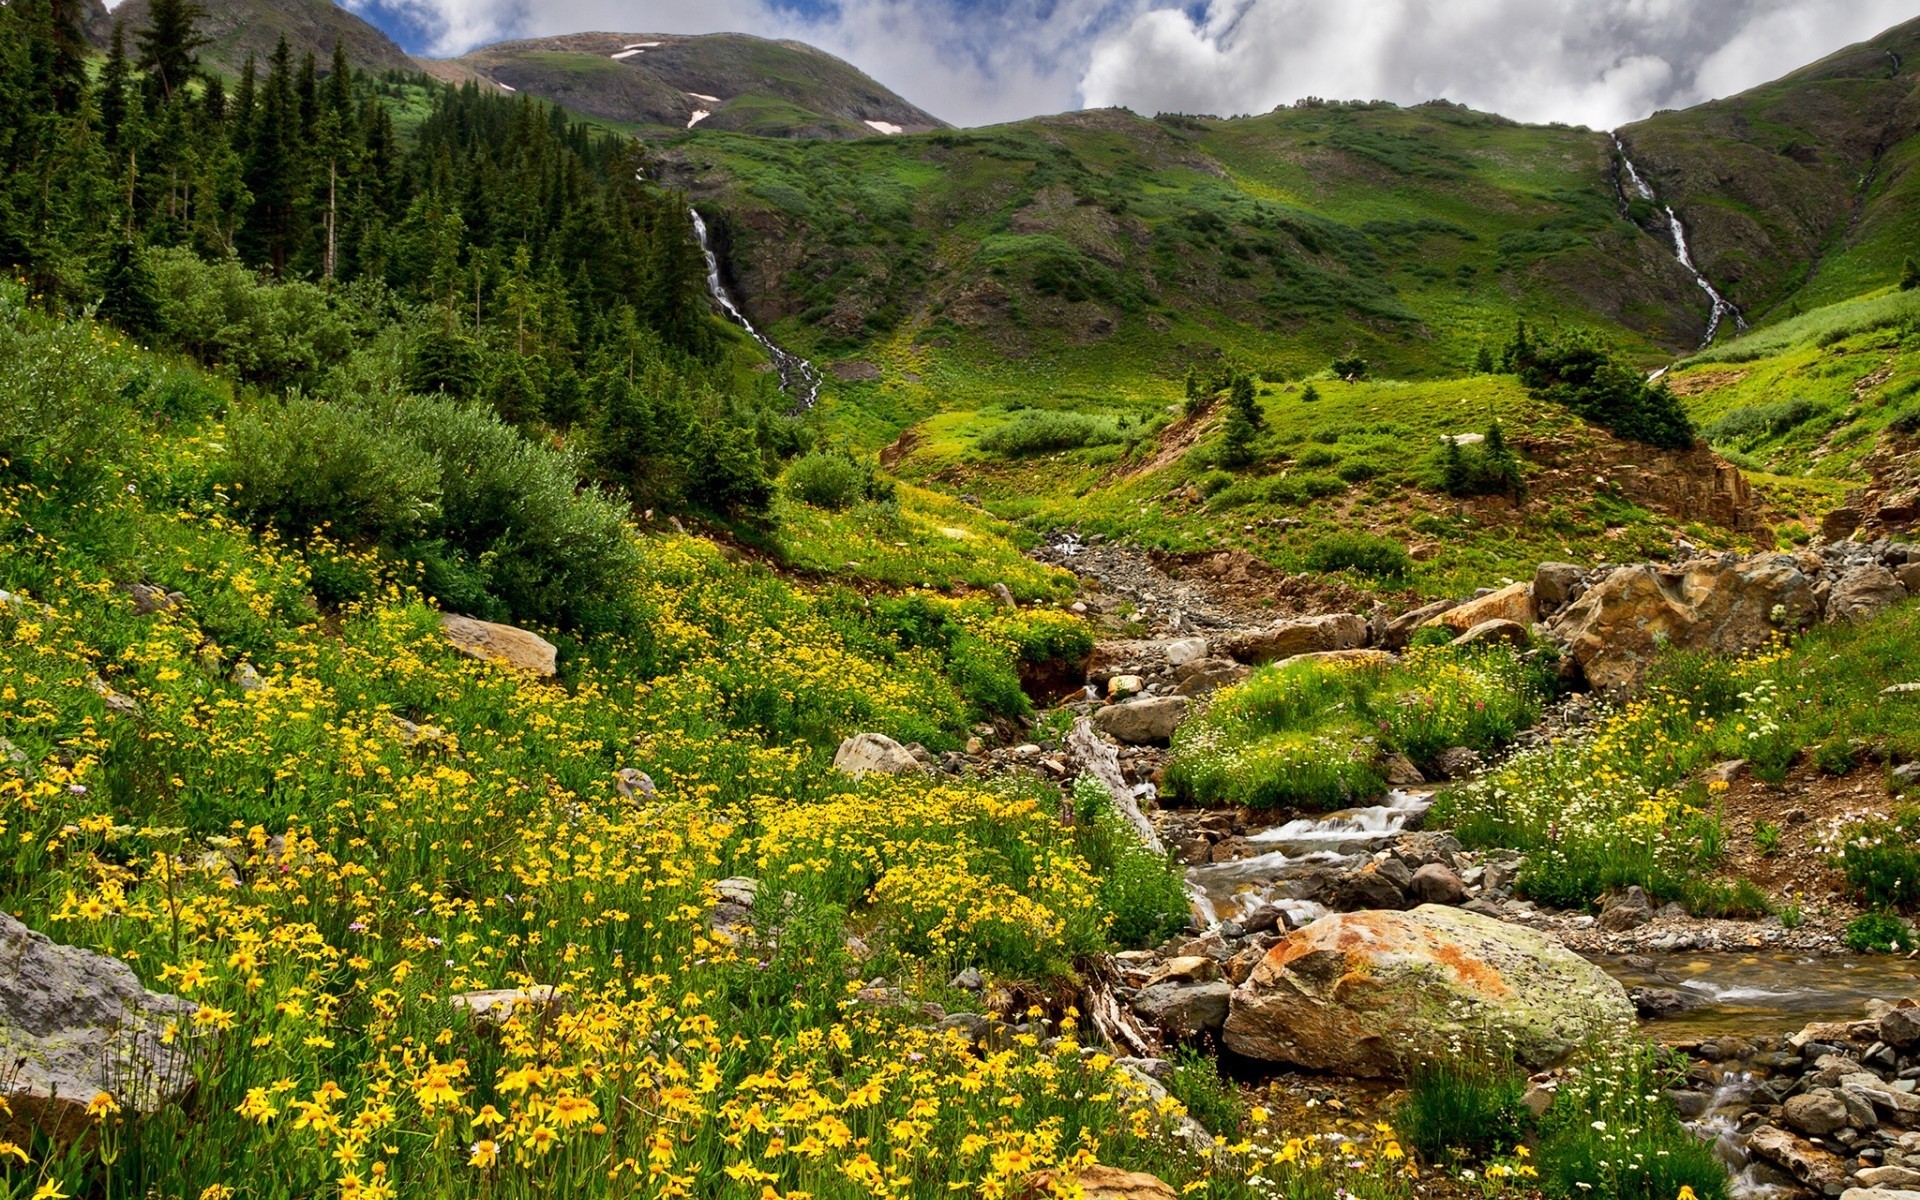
[0,911,197,1147]
[1549,555,1819,695]
[615,768,657,799]
[1630,987,1701,1019]
[1223,906,1633,1077]
[1382,753,1426,786]
[1598,886,1656,932]
[1019,1164,1177,1200]
[1882,1006,1920,1049]
[1216,614,1370,665]
[1384,599,1459,650]
[1108,674,1147,699]
[1164,637,1210,667]
[1093,697,1190,746]
[230,662,267,693]
[951,968,984,992]
[1146,956,1221,985]
[1130,980,1232,1038]
[127,583,184,615]
[1854,1166,1920,1189]
[1429,582,1535,634]
[1830,564,1909,624]
[1748,1125,1852,1194]
[832,733,925,778]
[450,986,563,1026]
[1824,507,1865,541]
[441,614,558,677]
[1451,619,1530,649]
[1840,1189,1920,1200]
[88,675,140,716]
[1172,659,1252,697]
[1432,746,1483,781]
[1325,859,1413,912]
[1274,648,1398,671]
[1533,563,1587,610]
[1409,864,1468,905]
[1785,1090,1853,1137]
[989,582,1018,609]
[1899,563,1920,594]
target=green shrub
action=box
[1401,1058,1531,1166]
[1845,911,1917,954]
[1296,445,1340,469]
[1507,323,1694,450]
[1337,457,1384,482]
[0,307,140,499]
[1304,532,1411,580]
[1826,807,1920,910]
[1536,1045,1728,1200]
[148,247,357,390]
[1195,469,1235,498]
[1703,398,1824,444]
[1070,776,1190,947]
[1166,1047,1242,1133]
[226,398,443,544]
[976,411,1122,457]
[784,452,876,510]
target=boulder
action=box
[0,912,197,1147]
[1854,1166,1920,1190]
[1130,981,1232,1038]
[1880,1004,1920,1049]
[1093,697,1189,746]
[1747,1125,1851,1194]
[1841,1189,1920,1200]
[1325,859,1413,911]
[1019,1165,1177,1200]
[1222,906,1633,1076]
[1107,674,1147,699]
[441,614,558,677]
[1172,659,1252,697]
[1598,886,1655,932]
[1533,562,1587,610]
[1409,864,1468,906]
[450,986,563,1027]
[1382,753,1426,786]
[1217,614,1370,665]
[1428,582,1535,634]
[127,583,185,615]
[1163,637,1210,667]
[1899,563,1920,595]
[1785,1090,1852,1137]
[989,582,1018,609]
[1451,619,1529,649]
[1384,599,1459,650]
[1274,648,1398,671]
[1432,746,1483,781]
[832,733,925,778]
[1548,555,1818,695]
[1828,564,1908,624]
[615,768,657,800]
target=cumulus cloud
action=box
[336,0,1920,129]
[1081,0,1920,130]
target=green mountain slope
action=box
[669,101,1707,389]
[426,32,947,139]
[1619,15,1920,322]
[96,0,418,76]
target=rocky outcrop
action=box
[1222,906,1633,1077]
[1093,697,1189,745]
[441,614,559,677]
[1548,554,1819,695]
[1427,582,1534,633]
[1828,564,1908,624]
[832,733,925,778]
[0,912,197,1147]
[1216,614,1369,665]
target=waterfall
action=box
[689,209,822,415]
[1614,137,1748,349]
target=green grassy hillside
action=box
[1620,15,1920,322]
[430,32,946,140]
[97,0,419,76]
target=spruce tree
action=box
[99,23,131,149]
[1902,256,1920,292]
[98,238,160,339]
[1440,435,1469,496]
[1229,371,1263,431]
[135,0,209,107]
[1475,343,1494,374]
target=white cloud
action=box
[341,0,1920,129]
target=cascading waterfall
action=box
[1614,137,1748,348]
[689,209,822,414]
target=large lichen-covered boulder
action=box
[1222,906,1632,1078]
[0,912,197,1146]
[1427,582,1535,634]
[1092,696,1189,745]
[832,733,924,779]
[1548,555,1817,695]
[441,614,559,677]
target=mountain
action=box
[1619,15,1920,322]
[95,0,418,76]
[422,32,947,140]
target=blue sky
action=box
[335,0,1920,129]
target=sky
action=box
[336,0,1920,130]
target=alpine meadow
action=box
[9,4,1920,1200]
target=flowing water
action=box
[1185,790,1434,930]
[1614,137,1748,348]
[1596,951,1920,1043]
[689,209,822,414]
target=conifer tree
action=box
[135,0,209,107]
[1902,256,1919,292]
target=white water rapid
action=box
[1614,137,1748,348]
[1185,789,1433,930]
[689,209,822,414]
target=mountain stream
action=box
[1614,137,1748,348]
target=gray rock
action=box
[1786,1089,1853,1137]
[0,911,197,1147]
[1326,859,1413,911]
[230,662,267,693]
[1409,863,1468,906]
[1092,697,1190,746]
[1854,1166,1920,1190]
[1533,562,1587,610]
[989,582,1018,609]
[1452,619,1530,649]
[615,768,657,799]
[833,733,925,778]
[1881,1006,1920,1049]
[1840,1189,1920,1200]
[1130,981,1232,1038]
[127,583,184,616]
[950,968,984,992]
[1216,614,1370,665]
[1163,637,1210,667]
[1829,564,1909,625]
[1432,746,1483,781]
[1598,886,1655,932]
[1892,764,1920,791]
[1382,753,1426,786]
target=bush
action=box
[148,247,358,390]
[1401,1058,1531,1166]
[1702,398,1824,445]
[976,411,1122,457]
[0,306,140,499]
[1845,911,1917,953]
[1304,532,1411,580]
[1536,1045,1728,1200]
[1071,776,1191,947]
[1165,1047,1242,1133]
[784,452,876,510]
[1825,807,1920,910]
[1507,323,1694,450]
[227,398,443,546]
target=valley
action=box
[4,4,1920,1200]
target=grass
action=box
[1534,1044,1729,1200]
[1436,599,1920,912]
[1399,1058,1531,1168]
[1166,647,1547,810]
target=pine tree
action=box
[99,23,131,149]
[1183,366,1203,416]
[1902,256,1919,292]
[1229,371,1263,431]
[135,0,210,107]
[98,238,160,339]
[1475,343,1495,374]
[1440,435,1469,496]
[1301,383,1321,404]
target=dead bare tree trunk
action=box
[1067,716,1162,855]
